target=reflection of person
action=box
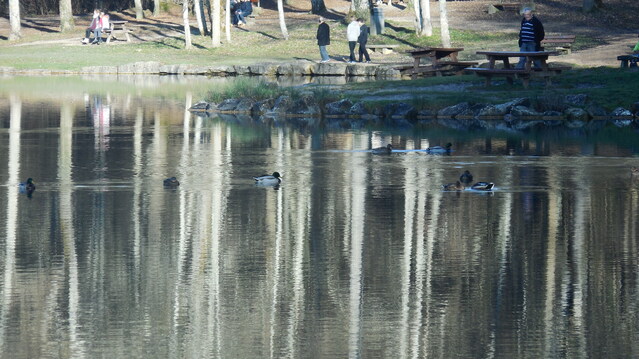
[346,16,360,63]
[317,17,331,63]
[515,8,544,69]
[82,9,100,44]
[357,18,371,63]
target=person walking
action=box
[357,18,371,63]
[317,17,331,63]
[515,7,544,69]
[346,16,360,63]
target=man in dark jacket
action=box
[235,0,252,27]
[317,17,331,63]
[357,18,371,63]
[516,7,544,69]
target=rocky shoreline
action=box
[190,95,639,131]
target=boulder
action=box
[384,102,417,120]
[325,99,354,116]
[493,98,530,114]
[189,101,213,111]
[375,66,401,78]
[564,107,590,122]
[611,107,632,117]
[314,62,348,76]
[207,65,235,76]
[249,63,278,76]
[510,105,541,117]
[270,95,292,113]
[234,65,251,76]
[564,94,588,106]
[289,96,321,116]
[235,98,256,113]
[251,98,275,115]
[119,61,162,74]
[217,98,241,112]
[349,102,369,116]
[437,102,470,118]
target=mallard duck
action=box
[442,181,464,191]
[163,177,180,187]
[426,142,452,154]
[372,144,393,154]
[19,178,36,196]
[459,170,473,185]
[471,182,494,191]
[254,172,282,186]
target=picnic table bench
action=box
[488,3,521,14]
[368,44,399,55]
[617,55,639,68]
[466,51,570,88]
[541,35,576,54]
[105,20,131,43]
[406,47,478,78]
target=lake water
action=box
[1,75,639,359]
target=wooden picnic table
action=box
[466,51,569,88]
[406,47,478,78]
[106,20,131,43]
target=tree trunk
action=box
[211,0,221,46]
[419,0,432,36]
[154,0,161,16]
[277,0,289,40]
[134,0,144,19]
[9,0,22,40]
[413,0,422,33]
[194,0,208,35]
[311,0,326,14]
[439,0,450,47]
[183,0,193,49]
[350,0,369,13]
[59,0,75,32]
[225,0,231,43]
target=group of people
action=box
[317,16,371,64]
[232,0,253,27]
[82,9,110,45]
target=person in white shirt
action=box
[346,16,360,63]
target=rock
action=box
[190,101,212,111]
[512,120,543,131]
[375,66,401,78]
[315,62,348,76]
[235,98,256,113]
[349,102,369,116]
[510,105,541,117]
[437,102,470,118]
[613,119,633,127]
[493,98,530,114]
[208,65,235,76]
[217,98,241,111]
[384,103,417,120]
[270,95,292,113]
[234,65,251,75]
[417,109,435,118]
[564,94,588,106]
[119,61,162,74]
[611,107,632,117]
[630,101,639,114]
[478,105,506,118]
[289,96,321,116]
[564,107,590,122]
[325,99,353,116]
[249,63,278,76]
[251,98,275,115]
[586,104,607,118]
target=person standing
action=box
[357,18,371,63]
[516,8,544,69]
[346,16,360,63]
[317,17,331,63]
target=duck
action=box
[470,182,494,191]
[426,142,452,154]
[459,170,473,185]
[372,144,393,154]
[254,172,282,186]
[163,177,180,187]
[19,178,36,196]
[442,181,465,191]
[632,167,639,176]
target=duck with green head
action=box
[19,178,36,196]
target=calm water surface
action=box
[1,76,639,358]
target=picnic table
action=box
[405,47,478,78]
[105,20,131,43]
[466,51,570,88]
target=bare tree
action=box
[154,0,161,16]
[194,0,208,35]
[277,0,289,39]
[211,0,221,46]
[183,0,193,49]
[439,0,450,47]
[9,0,22,40]
[418,0,432,36]
[134,0,145,19]
[311,0,326,14]
[59,0,75,32]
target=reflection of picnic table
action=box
[105,20,131,43]
[465,51,570,88]
[405,47,478,78]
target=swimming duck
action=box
[471,182,494,191]
[254,172,282,186]
[426,142,452,154]
[442,181,465,191]
[163,177,180,187]
[372,144,393,154]
[459,170,473,185]
[19,178,36,196]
